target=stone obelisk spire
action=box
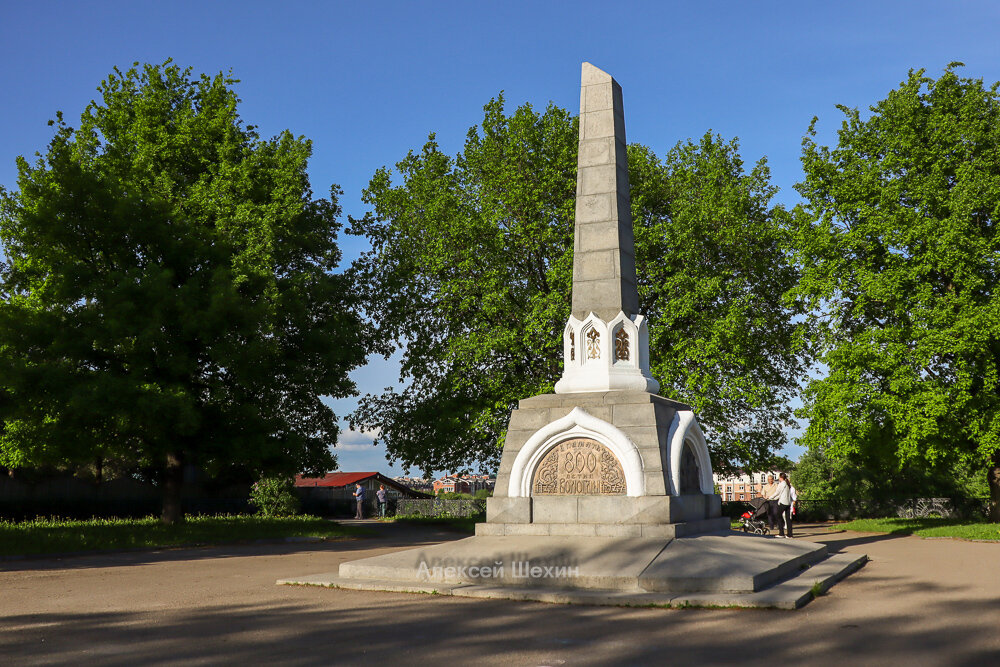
[555,63,658,394]
[572,62,639,322]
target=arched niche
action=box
[507,407,645,498]
[667,410,713,495]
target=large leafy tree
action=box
[631,137,807,472]
[350,96,805,476]
[793,64,1000,520]
[793,443,989,506]
[0,62,367,523]
[349,98,577,475]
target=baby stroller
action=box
[739,497,770,535]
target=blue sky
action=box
[3,1,999,476]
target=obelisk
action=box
[484,62,721,531]
[571,62,639,322]
[292,64,866,609]
[554,62,658,395]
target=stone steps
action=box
[636,532,829,593]
[280,530,867,609]
[278,550,867,610]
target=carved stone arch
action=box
[679,440,702,494]
[607,311,638,366]
[554,311,659,394]
[613,324,630,363]
[507,407,645,498]
[667,411,713,495]
[565,322,577,362]
[582,323,601,362]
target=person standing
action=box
[774,472,794,538]
[760,473,779,530]
[376,484,388,519]
[353,482,365,519]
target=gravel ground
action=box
[2,521,998,666]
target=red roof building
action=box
[295,472,432,499]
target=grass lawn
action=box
[0,514,366,557]
[840,517,1000,541]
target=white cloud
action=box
[335,427,382,450]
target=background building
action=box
[294,472,432,516]
[392,476,434,494]
[431,474,495,495]
[712,471,784,502]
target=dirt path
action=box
[2,521,998,666]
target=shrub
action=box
[249,476,300,517]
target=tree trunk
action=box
[161,451,185,525]
[989,451,1000,523]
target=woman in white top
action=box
[769,472,793,538]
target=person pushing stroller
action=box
[739,496,771,535]
[767,472,794,538]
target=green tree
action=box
[350,96,805,476]
[0,62,367,523]
[249,475,302,517]
[792,64,1000,520]
[350,97,577,476]
[794,445,989,511]
[631,137,808,472]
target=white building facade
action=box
[712,470,784,502]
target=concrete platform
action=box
[278,530,867,609]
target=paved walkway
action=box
[2,521,999,665]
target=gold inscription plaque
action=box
[532,438,626,495]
